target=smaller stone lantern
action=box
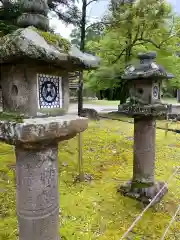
[0,1,100,240]
[118,52,174,205]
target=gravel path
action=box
[68,103,180,115]
[68,104,118,114]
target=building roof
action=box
[0,27,100,70]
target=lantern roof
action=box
[121,52,174,80]
[0,27,100,71]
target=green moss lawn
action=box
[100,112,180,132]
[0,120,180,239]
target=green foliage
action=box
[0,0,81,36]
[48,0,81,26]
[84,65,121,91]
[0,120,180,239]
[84,0,180,101]
[70,28,81,47]
[70,24,104,49]
[0,144,17,240]
[35,28,71,52]
[0,1,21,36]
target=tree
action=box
[86,0,180,103]
[70,28,81,47]
[75,0,102,182]
[70,25,103,48]
[0,0,80,36]
[77,0,103,115]
[48,0,81,25]
[0,0,21,36]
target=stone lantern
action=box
[118,52,174,204]
[0,1,100,240]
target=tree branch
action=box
[136,38,161,48]
[85,21,108,31]
[112,41,153,64]
[112,30,179,65]
[86,0,97,7]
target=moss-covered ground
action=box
[100,112,180,132]
[0,120,180,240]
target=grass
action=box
[83,100,120,106]
[99,112,180,132]
[0,120,180,240]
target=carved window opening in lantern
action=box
[138,88,144,95]
[11,84,19,97]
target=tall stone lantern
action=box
[0,1,100,240]
[118,52,174,204]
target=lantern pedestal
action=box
[118,181,167,205]
[117,52,174,205]
[118,116,168,205]
[16,143,59,240]
[0,115,88,240]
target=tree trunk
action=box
[100,90,103,100]
[119,81,129,104]
[78,71,84,116]
[177,89,180,103]
[78,0,86,116]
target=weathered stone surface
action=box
[0,27,100,70]
[119,52,174,117]
[122,52,174,80]
[133,117,156,185]
[18,0,49,16]
[117,116,169,205]
[168,113,180,121]
[118,102,169,118]
[17,13,49,32]
[0,115,88,147]
[118,181,168,205]
[17,0,49,31]
[0,64,70,116]
[16,143,59,240]
[80,108,100,121]
[117,52,172,205]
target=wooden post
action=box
[165,122,168,137]
[78,132,84,181]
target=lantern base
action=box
[118,103,170,119]
[118,180,168,205]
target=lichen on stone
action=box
[0,26,100,69]
[0,112,24,123]
[34,27,71,53]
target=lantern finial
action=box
[17,0,50,31]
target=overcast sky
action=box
[49,0,180,39]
